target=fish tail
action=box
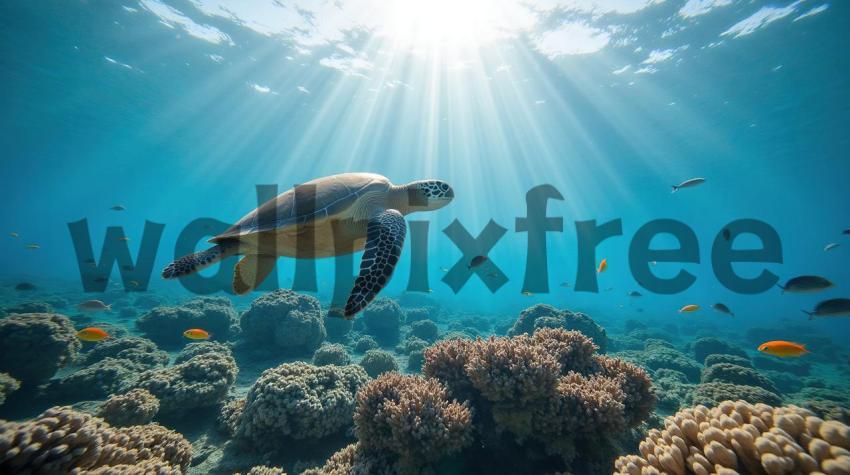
[776,283,785,294]
[162,241,238,279]
[670,185,678,194]
[801,310,813,320]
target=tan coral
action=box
[97,389,160,427]
[615,400,850,475]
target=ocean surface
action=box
[1,1,849,474]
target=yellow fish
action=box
[758,340,809,358]
[521,291,534,296]
[679,304,700,313]
[76,327,110,342]
[183,328,210,340]
[118,236,130,242]
[597,258,607,273]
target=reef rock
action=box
[240,290,326,355]
[0,313,80,385]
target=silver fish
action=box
[671,177,705,193]
[803,298,850,319]
[824,243,840,252]
[110,205,126,211]
[77,300,111,312]
[778,275,834,294]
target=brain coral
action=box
[97,388,160,427]
[362,298,404,346]
[0,406,191,473]
[0,313,80,385]
[359,349,399,378]
[240,289,327,355]
[0,373,20,407]
[230,362,369,446]
[124,352,238,414]
[137,296,239,346]
[312,343,352,366]
[701,363,779,394]
[508,304,608,352]
[354,373,473,468]
[615,400,850,475]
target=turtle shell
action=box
[211,173,391,242]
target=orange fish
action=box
[76,327,110,342]
[678,304,700,313]
[597,258,608,273]
[758,341,809,358]
[183,328,210,340]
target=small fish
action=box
[679,304,700,313]
[777,275,834,294]
[628,291,642,297]
[468,255,488,269]
[129,280,140,287]
[77,300,111,312]
[824,243,840,252]
[722,228,731,242]
[440,267,450,273]
[118,236,130,242]
[802,298,850,319]
[110,205,126,211]
[76,327,110,342]
[710,303,735,316]
[25,243,40,250]
[9,232,19,238]
[843,228,850,235]
[597,258,608,273]
[559,282,570,288]
[758,340,809,358]
[521,291,534,296]
[671,177,705,193]
[426,289,434,293]
[183,328,211,340]
[14,282,36,291]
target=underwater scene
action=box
[2,0,850,474]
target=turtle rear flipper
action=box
[344,209,406,317]
[233,255,277,295]
[162,242,238,279]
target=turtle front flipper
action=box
[344,209,406,318]
[233,255,277,295]
[162,242,238,279]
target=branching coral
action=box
[240,290,326,355]
[614,400,850,475]
[313,343,352,366]
[359,349,399,378]
[97,388,160,427]
[354,373,473,468]
[508,304,608,352]
[362,298,404,346]
[0,313,80,385]
[124,352,238,414]
[137,296,239,346]
[0,406,191,473]
[229,362,369,446]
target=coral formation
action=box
[51,356,157,400]
[691,382,783,407]
[174,340,231,364]
[704,354,752,369]
[2,300,53,315]
[312,343,352,366]
[0,313,80,385]
[615,400,850,475]
[0,373,20,407]
[362,298,404,346]
[353,335,379,353]
[701,363,779,394]
[408,319,439,342]
[508,304,608,352]
[630,340,703,383]
[137,296,239,346]
[124,352,238,415]
[97,388,160,427]
[403,307,433,324]
[653,369,694,413]
[228,362,369,446]
[690,337,747,363]
[395,336,429,355]
[407,349,425,373]
[81,336,169,367]
[240,290,326,355]
[244,466,287,474]
[790,387,850,425]
[359,349,399,378]
[354,373,473,469]
[0,406,191,473]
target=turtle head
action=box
[394,180,454,214]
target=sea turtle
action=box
[162,173,454,318]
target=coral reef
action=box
[353,335,379,353]
[789,387,850,424]
[408,319,439,342]
[353,373,473,469]
[690,337,748,363]
[653,369,694,413]
[0,406,191,473]
[174,340,232,364]
[420,328,654,471]
[0,313,80,385]
[615,400,850,475]
[124,352,238,415]
[81,336,169,367]
[630,340,703,383]
[51,356,157,400]
[362,298,404,346]
[137,296,239,346]
[313,343,352,366]
[359,349,399,378]
[2,300,53,315]
[227,362,369,446]
[407,350,425,373]
[704,354,752,369]
[508,304,608,352]
[240,290,326,355]
[244,466,287,474]
[690,382,783,407]
[395,336,429,355]
[97,388,160,427]
[133,294,163,309]
[0,373,20,406]
[701,363,779,394]
[403,307,433,324]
